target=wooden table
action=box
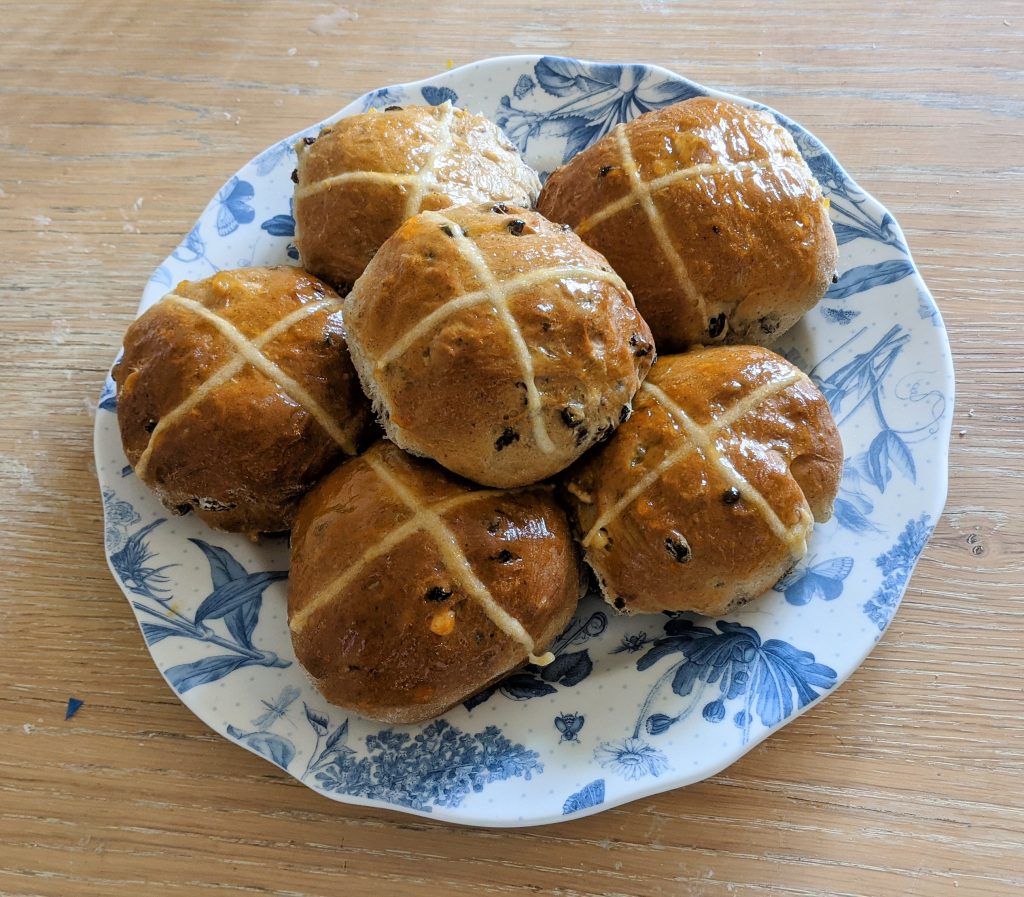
[2,2,1021,894]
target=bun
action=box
[538,97,838,352]
[561,345,842,616]
[288,441,581,723]
[294,102,542,288]
[114,267,373,534]
[343,203,655,488]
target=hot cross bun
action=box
[293,102,542,289]
[288,441,582,724]
[343,203,655,488]
[561,345,843,616]
[538,97,839,352]
[113,267,373,534]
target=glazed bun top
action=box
[114,266,372,533]
[294,102,542,288]
[342,202,656,488]
[287,441,581,723]
[538,97,838,352]
[561,345,843,616]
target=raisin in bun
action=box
[343,203,655,488]
[288,441,581,724]
[562,345,842,616]
[538,97,838,352]
[293,102,542,289]
[114,267,373,534]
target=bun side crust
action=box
[343,203,655,488]
[294,103,542,288]
[114,267,373,533]
[562,346,842,616]
[288,442,580,724]
[538,97,838,351]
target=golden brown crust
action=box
[343,203,655,488]
[113,267,374,533]
[561,346,843,616]
[288,441,581,724]
[537,97,839,352]
[294,103,542,288]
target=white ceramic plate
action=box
[95,55,954,827]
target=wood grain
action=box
[1,1,1022,895]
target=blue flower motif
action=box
[635,619,838,740]
[562,779,605,815]
[864,514,933,629]
[306,711,542,811]
[497,56,703,161]
[102,488,141,550]
[594,737,669,781]
[110,517,174,599]
[215,176,255,237]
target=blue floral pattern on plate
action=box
[94,55,953,827]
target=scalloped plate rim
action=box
[96,54,954,827]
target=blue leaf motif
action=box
[260,213,296,237]
[189,538,248,590]
[286,242,299,260]
[304,702,329,736]
[539,650,592,686]
[827,260,915,300]
[832,222,873,245]
[192,571,288,627]
[866,429,917,493]
[166,654,255,693]
[216,176,255,237]
[637,77,704,105]
[753,642,838,726]
[141,622,182,645]
[500,673,558,700]
[227,725,296,769]
[562,779,605,815]
[325,718,349,751]
[420,85,458,106]
[535,57,625,96]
